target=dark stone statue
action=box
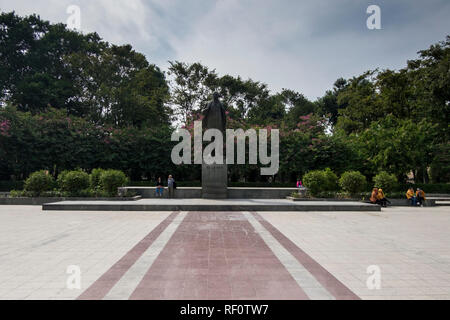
[202,92,226,134]
[201,92,228,199]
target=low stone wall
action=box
[287,197,436,207]
[120,187,298,199]
[0,196,141,206]
[388,199,435,207]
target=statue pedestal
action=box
[202,163,227,199]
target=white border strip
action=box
[243,212,335,300]
[104,212,187,300]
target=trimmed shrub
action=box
[323,168,339,192]
[303,168,339,196]
[90,168,105,189]
[24,171,54,196]
[373,171,397,193]
[57,170,70,189]
[339,171,367,195]
[9,190,32,198]
[100,170,128,197]
[303,170,327,196]
[59,170,90,196]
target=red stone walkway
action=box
[79,211,359,300]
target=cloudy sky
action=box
[1,0,449,99]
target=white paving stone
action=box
[261,206,450,300]
[1,205,449,300]
[0,206,170,300]
[104,212,187,300]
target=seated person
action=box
[416,188,426,207]
[377,188,391,207]
[155,177,164,198]
[370,188,379,204]
[406,188,417,206]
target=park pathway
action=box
[78,211,359,300]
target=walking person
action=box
[168,175,176,199]
[155,177,164,198]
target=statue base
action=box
[202,163,228,199]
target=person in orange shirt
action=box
[377,188,391,207]
[406,188,416,206]
[370,188,379,204]
[416,188,426,207]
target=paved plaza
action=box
[0,205,449,300]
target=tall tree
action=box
[66,44,170,127]
[336,71,383,134]
[282,89,317,128]
[167,61,218,125]
[0,11,103,113]
[316,78,348,127]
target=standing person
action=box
[155,177,164,198]
[416,188,426,207]
[406,188,416,206]
[168,175,175,199]
[296,178,303,188]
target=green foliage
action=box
[24,171,54,196]
[298,171,323,196]
[429,143,450,183]
[0,12,171,128]
[323,168,339,192]
[348,115,438,181]
[168,61,272,124]
[303,168,339,196]
[0,106,175,181]
[0,180,24,192]
[373,171,398,193]
[57,170,70,189]
[9,190,31,198]
[100,170,129,197]
[0,12,449,185]
[59,170,90,196]
[316,78,348,126]
[339,171,367,195]
[90,168,105,189]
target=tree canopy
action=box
[0,12,448,184]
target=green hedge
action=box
[24,171,55,196]
[0,181,24,192]
[339,171,367,195]
[1,179,449,194]
[90,168,106,189]
[394,183,450,194]
[100,170,129,197]
[58,170,90,196]
[373,171,398,193]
